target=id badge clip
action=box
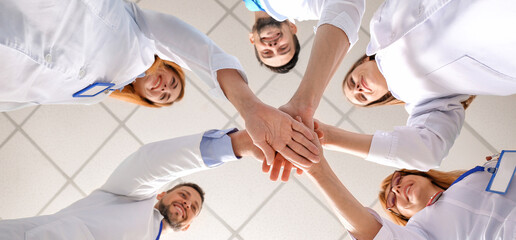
[486,150,516,194]
[73,82,115,98]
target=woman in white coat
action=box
[280,132,516,239]
[335,0,516,170]
[0,0,246,111]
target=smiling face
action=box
[249,17,298,67]
[385,172,443,219]
[155,186,203,231]
[343,58,389,105]
[132,64,183,104]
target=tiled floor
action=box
[1,0,515,239]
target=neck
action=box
[254,11,271,21]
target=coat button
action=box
[45,53,52,63]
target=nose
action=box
[183,200,191,209]
[267,41,278,47]
[161,83,168,92]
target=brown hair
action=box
[378,169,466,226]
[254,34,301,74]
[343,54,476,109]
[167,182,205,205]
[109,55,186,108]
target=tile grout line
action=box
[36,182,71,215]
[292,177,343,225]
[463,121,498,153]
[230,183,286,238]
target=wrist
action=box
[229,130,252,158]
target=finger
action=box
[296,168,304,175]
[262,159,271,173]
[291,119,314,140]
[281,160,294,182]
[278,147,314,168]
[269,156,283,181]
[287,140,319,163]
[314,120,319,130]
[292,131,319,155]
[254,141,276,165]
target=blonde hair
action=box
[109,55,185,108]
[343,55,475,109]
[378,169,466,226]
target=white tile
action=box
[256,72,302,108]
[179,157,280,229]
[218,0,241,9]
[21,104,118,176]
[0,132,67,219]
[0,114,16,145]
[74,128,142,194]
[464,95,516,152]
[101,97,139,121]
[240,181,345,240]
[4,106,38,125]
[40,184,85,215]
[164,208,233,240]
[137,0,226,34]
[126,81,230,144]
[347,104,409,134]
[439,126,493,172]
[314,97,346,126]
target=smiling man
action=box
[0,129,263,239]
[245,0,364,73]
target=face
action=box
[133,64,182,104]
[156,186,203,231]
[385,172,443,219]
[343,58,389,105]
[249,17,297,67]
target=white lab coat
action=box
[365,0,516,170]
[0,133,217,239]
[357,160,516,239]
[0,0,247,111]
[259,0,365,47]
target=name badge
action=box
[486,150,516,194]
[73,82,115,97]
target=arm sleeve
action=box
[348,208,427,240]
[366,95,467,171]
[129,3,248,98]
[100,130,238,200]
[317,0,365,47]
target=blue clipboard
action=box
[485,150,516,194]
[73,82,115,98]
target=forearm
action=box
[290,24,350,109]
[308,163,381,240]
[217,68,263,118]
[323,124,372,159]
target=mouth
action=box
[173,203,185,219]
[260,31,281,43]
[151,76,162,91]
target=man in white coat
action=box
[0,129,262,239]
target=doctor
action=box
[336,0,516,170]
[0,0,319,170]
[0,129,264,239]
[270,131,516,239]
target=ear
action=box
[156,192,165,200]
[288,21,298,34]
[181,224,191,231]
[248,33,255,44]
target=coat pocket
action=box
[25,216,95,240]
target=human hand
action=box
[243,103,319,167]
[279,99,316,130]
[229,130,265,161]
[262,153,304,182]
[313,119,327,146]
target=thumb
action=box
[254,141,276,165]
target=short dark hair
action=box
[167,182,205,204]
[254,34,301,74]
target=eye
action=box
[160,94,165,101]
[180,193,186,198]
[358,93,367,102]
